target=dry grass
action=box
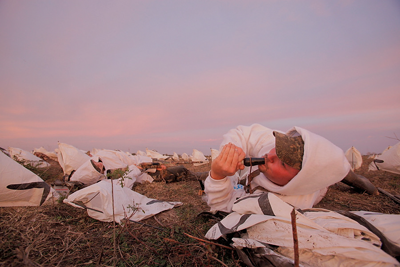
[315,156,400,214]
[1,156,399,266]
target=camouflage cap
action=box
[273,131,304,170]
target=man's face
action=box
[258,148,300,186]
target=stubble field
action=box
[0,155,399,266]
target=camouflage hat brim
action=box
[273,131,304,170]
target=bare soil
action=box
[0,156,399,266]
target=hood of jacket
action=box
[254,126,351,195]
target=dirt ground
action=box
[315,156,400,213]
[0,155,399,266]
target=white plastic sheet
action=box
[369,142,400,175]
[191,149,209,166]
[8,147,50,168]
[172,152,180,161]
[69,159,106,185]
[57,143,90,175]
[345,146,363,170]
[205,193,400,266]
[136,150,147,157]
[135,172,154,184]
[91,149,128,171]
[68,148,154,186]
[0,151,57,206]
[351,211,400,247]
[125,152,152,165]
[146,148,169,160]
[33,147,58,161]
[181,153,189,161]
[64,180,181,223]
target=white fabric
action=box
[91,150,128,171]
[146,148,169,160]
[8,147,50,168]
[70,148,152,186]
[135,172,154,184]
[204,124,350,211]
[254,126,350,196]
[69,159,106,185]
[369,162,378,171]
[351,211,400,247]
[205,193,400,267]
[345,146,363,170]
[120,165,142,188]
[181,153,190,161]
[99,150,151,166]
[70,159,148,187]
[382,146,392,154]
[90,148,101,156]
[127,153,152,165]
[230,238,297,265]
[191,149,209,166]
[369,142,400,175]
[33,147,58,161]
[172,152,180,161]
[276,246,396,267]
[111,150,136,166]
[64,180,182,223]
[57,143,90,175]
[136,150,147,156]
[0,151,56,206]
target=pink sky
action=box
[0,1,399,155]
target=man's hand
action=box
[210,143,245,180]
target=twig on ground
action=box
[167,255,175,267]
[184,232,233,250]
[56,233,83,267]
[111,179,117,267]
[153,215,165,227]
[125,225,159,255]
[164,237,182,244]
[378,188,400,205]
[208,254,229,267]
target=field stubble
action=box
[0,156,399,266]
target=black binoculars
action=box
[242,157,265,166]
